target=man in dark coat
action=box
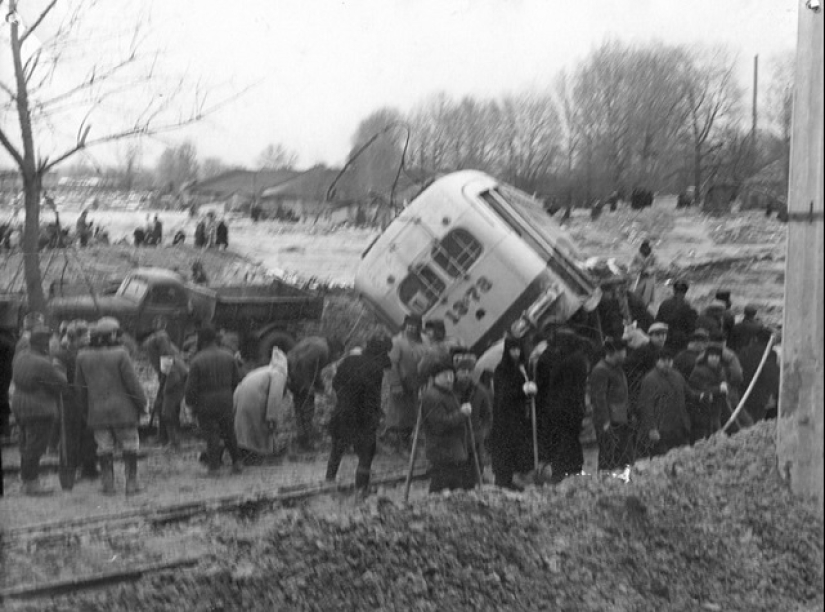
[729,304,763,353]
[714,290,736,344]
[76,318,147,495]
[287,336,343,452]
[215,220,229,249]
[421,358,473,493]
[326,335,392,495]
[490,337,535,490]
[589,338,632,471]
[624,322,669,414]
[737,327,779,422]
[535,328,590,483]
[656,280,697,351]
[142,317,180,445]
[452,348,492,485]
[185,326,244,474]
[12,325,68,495]
[637,347,702,458]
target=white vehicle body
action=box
[354,170,601,353]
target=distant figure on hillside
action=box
[191,261,209,285]
[194,220,207,247]
[150,215,163,245]
[76,210,92,247]
[172,230,186,245]
[630,240,656,308]
[133,226,145,247]
[216,220,229,250]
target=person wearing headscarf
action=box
[385,314,428,453]
[489,336,535,490]
[326,335,393,496]
[234,347,289,464]
[631,239,656,308]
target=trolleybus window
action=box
[398,265,446,315]
[431,228,482,278]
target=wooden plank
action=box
[777,2,825,518]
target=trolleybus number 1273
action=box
[443,275,493,325]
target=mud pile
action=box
[14,420,821,612]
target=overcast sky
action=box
[3,0,800,171]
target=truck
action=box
[354,170,605,355]
[2,267,325,362]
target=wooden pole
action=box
[777,1,824,518]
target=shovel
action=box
[466,418,484,489]
[403,396,424,503]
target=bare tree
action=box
[256,143,298,170]
[677,45,743,203]
[201,156,234,180]
[342,107,405,200]
[116,139,142,191]
[155,141,199,192]
[0,0,224,313]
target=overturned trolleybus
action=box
[354,170,603,354]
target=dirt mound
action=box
[17,421,822,612]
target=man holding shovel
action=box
[452,348,492,486]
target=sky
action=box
[2,0,800,172]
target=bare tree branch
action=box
[0,126,25,168]
[20,0,60,44]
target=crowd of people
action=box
[1,276,780,500]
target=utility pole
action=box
[777,1,824,518]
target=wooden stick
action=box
[466,419,484,489]
[721,334,776,434]
[403,396,425,503]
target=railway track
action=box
[0,464,429,604]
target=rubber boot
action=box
[99,454,116,495]
[124,452,141,496]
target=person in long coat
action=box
[75,318,147,495]
[630,240,656,308]
[385,314,428,452]
[535,329,590,483]
[490,336,535,490]
[326,335,392,494]
[729,304,763,353]
[421,359,473,493]
[452,348,493,484]
[637,347,702,458]
[656,280,697,351]
[287,335,342,451]
[737,327,779,422]
[185,326,243,474]
[688,344,730,442]
[160,349,188,450]
[12,325,68,495]
[234,347,289,464]
[589,338,632,471]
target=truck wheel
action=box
[259,331,295,364]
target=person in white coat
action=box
[233,348,289,464]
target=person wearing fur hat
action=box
[655,280,697,352]
[589,337,632,471]
[688,344,730,442]
[489,337,535,490]
[637,347,702,458]
[452,348,492,484]
[421,357,474,493]
[326,334,393,496]
[76,318,147,495]
[11,325,69,495]
[385,314,428,454]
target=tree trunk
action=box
[693,144,703,206]
[22,172,46,314]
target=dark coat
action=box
[589,358,629,431]
[729,318,762,353]
[1,330,15,428]
[287,337,331,395]
[11,349,68,421]
[673,346,703,380]
[656,297,697,350]
[75,345,146,428]
[216,222,228,246]
[624,341,661,411]
[185,345,241,417]
[421,383,468,466]
[535,341,589,461]
[688,359,728,429]
[454,378,493,444]
[738,341,779,422]
[329,349,390,442]
[162,356,188,421]
[637,367,694,438]
[489,354,533,474]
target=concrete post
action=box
[777,1,824,517]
